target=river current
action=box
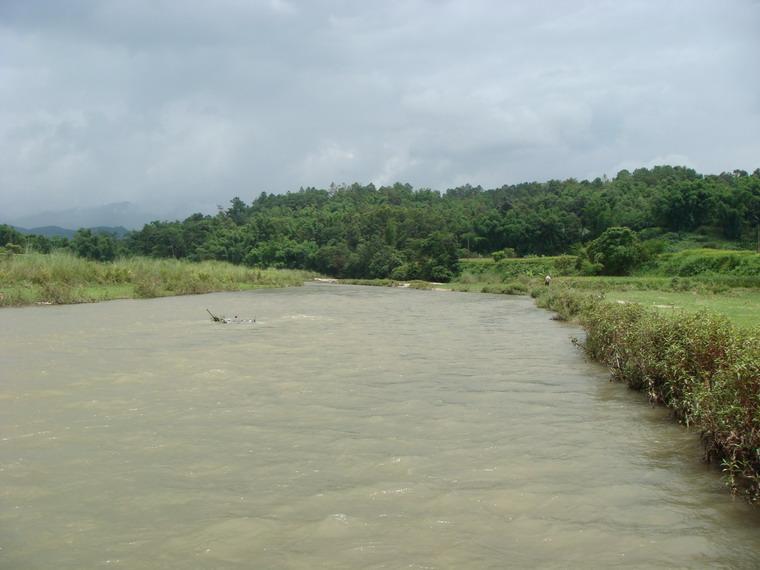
[1,284,758,568]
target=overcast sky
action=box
[1,0,759,220]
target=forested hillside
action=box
[3,166,759,281]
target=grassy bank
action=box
[0,252,312,307]
[455,248,760,329]
[532,284,760,502]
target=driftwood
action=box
[206,308,224,322]
[207,309,255,325]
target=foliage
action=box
[71,229,120,261]
[9,165,760,279]
[0,224,25,247]
[460,255,581,282]
[492,247,517,261]
[586,226,645,275]
[103,166,759,279]
[642,248,760,277]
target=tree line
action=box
[2,166,759,279]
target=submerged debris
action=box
[206,308,255,325]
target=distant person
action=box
[544,275,552,287]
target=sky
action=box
[1,0,759,222]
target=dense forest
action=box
[3,166,759,280]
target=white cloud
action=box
[0,0,759,221]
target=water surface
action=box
[1,284,758,568]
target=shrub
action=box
[492,248,517,261]
[561,294,760,502]
[586,227,644,275]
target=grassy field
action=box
[603,289,760,329]
[449,277,760,329]
[0,252,313,307]
[454,249,760,328]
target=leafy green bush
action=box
[492,248,517,261]
[586,227,645,275]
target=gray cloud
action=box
[1,0,759,220]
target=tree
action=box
[405,231,460,281]
[0,224,24,247]
[226,197,249,225]
[656,180,714,231]
[586,227,644,275]
[71,229,117,261]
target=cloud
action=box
[1,0,759,220]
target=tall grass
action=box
[534,284,760,502]
[0,252,311,306]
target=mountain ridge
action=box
[5,202,156,231]
[11,225,130,239]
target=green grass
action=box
[453,247,760,328]
[606,289,760,329]
[0,252,312,307]
[545,273,760,329]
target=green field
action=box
[602,289,760,329]
[454,249,760,328]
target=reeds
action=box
[0,251,311,306]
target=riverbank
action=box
[335,275,760,502]
[532,284,760,503]
[0,252,312,307]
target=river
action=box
[1,284,758,568]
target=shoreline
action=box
[331,277,760,503]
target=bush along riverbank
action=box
[0,252,313,307]
[533,285,760,503]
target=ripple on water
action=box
[0,285,758,569]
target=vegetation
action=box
[454,248,760,325]
[460,255,582,281]
[0,251,310,307]
[643,248,760,277]
[4,165,759,281]
[606,289,760,330]
[585,226,644,275]
[530,284,760,502]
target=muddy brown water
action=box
[1,284,758,569]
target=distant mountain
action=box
[6,202,156,231]
[12,225,130,239]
